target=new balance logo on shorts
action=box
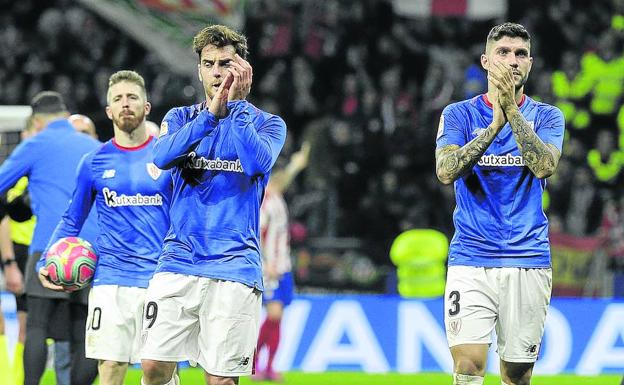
[239,356,250,366]
[102,187,163,207]
[526,344,538,354]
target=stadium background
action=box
[1,0,624,384]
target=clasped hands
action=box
[487,61,518,130]
[209,54,253,119]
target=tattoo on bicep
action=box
[508,113,558,177]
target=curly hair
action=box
[192,24,249,60]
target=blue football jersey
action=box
[38,136,171,288]
[0,119,100,253]
[153,100,287,291]
[436,94,565,268]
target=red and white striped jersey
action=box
[260,190,292,274]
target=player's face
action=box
[106,81,150,134]
[484,36,533,89]
[197,44,237,100]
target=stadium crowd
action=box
[1,0,624,292]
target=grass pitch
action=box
[40,368,621,385]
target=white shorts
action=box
[444,266,552,363]
[85,285,147,363]
[140,272,262,377]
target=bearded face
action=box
[106,81,149,134]
[112,106,146,133]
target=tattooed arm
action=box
[506,108,560,179]
[435,124,502,185]
[488,61,561,178]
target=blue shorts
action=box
[263,272,294,306]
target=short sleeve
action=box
[535,106,565,153]
[436,103,467,149]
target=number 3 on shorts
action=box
[145,301,158,328]
[448,290,460,316]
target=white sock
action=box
[453,373,484,385]
[140,375,178,385]
[502,382,512,385]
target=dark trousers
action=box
[24,296,98,385]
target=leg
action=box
[98,360,129,385]
[264,301,284,380]
[23,296,51,385]
[450,344,488,384]
[141,274,204,385]
[141,359,177,385]
[444,267,499,385]
[0,310,17,385]
[196,280,261,382]
[499,360,533,385]
[69,302,98,385]
[53,341,71,385]
[13,310,26,385]
[496,268,551,385]
[205,372,239,385]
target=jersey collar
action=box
[482,93,526,109]
[112,135,153,151]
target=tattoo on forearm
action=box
[507,111,559,178]
[436,125,500,184]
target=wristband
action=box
[2,258,16,266]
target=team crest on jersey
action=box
[448,318,462,336]
[159,121,168,137]
[436,115,445,139]
[102,169,116,179]
[146,163,162,180]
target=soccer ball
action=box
[45,237,97,291]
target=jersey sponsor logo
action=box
[146,162,162,180]
[102,169,116,179]
[478,153,525,167]
[102,187,163,207]
[436,115,445,139]
[159,121,168,137]
[183,152,244,173]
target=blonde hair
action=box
[106,70,147,103]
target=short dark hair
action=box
[487,22,531,44]
[30,91,68,114]
[192,24,249,60]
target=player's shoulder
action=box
[246,101,286,128]
[442,95,482,116]
[526,96,563,116]
[164,102,205,122]
[80,141,108,165]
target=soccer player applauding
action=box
[140,24,286,385]
[435,23,564,385]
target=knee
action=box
[141,360,171,384]
[454,357,486,377]
[501,373,531,385]
[205,373,238,385]
[99,360,126,371]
